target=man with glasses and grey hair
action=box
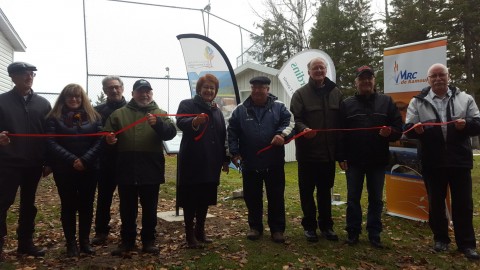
[0,62,51,260]
[91,76,127,246]
[405,63,480,260]
[290,57,344,243]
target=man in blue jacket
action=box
[228,76,294,243]
[405,63,480,260]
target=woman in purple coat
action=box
[176,74,230,248]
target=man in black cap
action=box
[336,65,402,248]
[290,57,343,242]
[228,76,294,243]
[0,62,51,260]
[104,79,177,255]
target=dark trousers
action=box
[242,166,286,233]
[0,166,42,240]
[53,170,97,242]
[298,161,335,232]
[345,164,385,237]
[94,165,117,234]
[118,184,159,244]
[423,167,476,249]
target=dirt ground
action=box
[1,177,246,269]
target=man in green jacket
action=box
[104,79,176,255]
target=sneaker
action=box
[271,232,285,243]
[17,242,46,257]
[142,241,159,254]
[111,243,135,256]
[246,229,262,240]
[304,230,319,242]
[433,241,448,252]
[369,236,384,249]
[346,234,359,246]
[321,229,339,241]
[461,248,480,260]
[91,233,108,246]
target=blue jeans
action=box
[346,164,385,237]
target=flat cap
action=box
[7,61,37,75]
[249,76,271,85]
[133,79,152,91]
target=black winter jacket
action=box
[176,95,228,186]
[46,109,103,173]
[0,89,51,168]
[290,77,343,162]
[95,97,127,167]
[337,92,403,166]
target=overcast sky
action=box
[0,0,385,108]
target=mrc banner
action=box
[177,33,240,120]
[277,49,336,98]
[383,37,448,222]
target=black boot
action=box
[184,207,202,249]
[142,240,159,254]
[79,239,95,255]
[66,240,79,258]
[17,239,46,257]
[195,206,212,243]
[111,241,135,256]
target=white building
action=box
[234,61,296,162]
[0,8,26,93]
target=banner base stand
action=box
[157,210,215,222]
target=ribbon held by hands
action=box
[6,113,208,141]
[256,120,458,155]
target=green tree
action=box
[95,91,106,106]
[249,0,317,69]
[310,0,383,96]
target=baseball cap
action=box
[133,79,152,91]
[356,66,375,77]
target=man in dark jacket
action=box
[104,79,176,255]
[0,62,51,260]
[91,76,127,245]
[337,66,402,248]
[405,63,480,260]
[290,57,343,242]
[228,76,294,243]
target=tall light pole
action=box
[165,67,170,113]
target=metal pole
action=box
[166,67,170,112]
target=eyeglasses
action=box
[66,95,82,100]
[105,85,123,91]
[309,65,326,71]
[428,73,448,79]
[251,85,268,90]
[20,71,36,77]
[201,86,216,90]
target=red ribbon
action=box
[256,120,458,155]
[6,113,207,141]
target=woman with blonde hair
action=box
[46,83,103,257]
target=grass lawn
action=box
[2,155,480,269]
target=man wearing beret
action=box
[228,76,294,243]
[290,57,343,242]
[104,79,177,255]
[0,62,51,260]
[337,66,402,248]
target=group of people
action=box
[0,58,479,262]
